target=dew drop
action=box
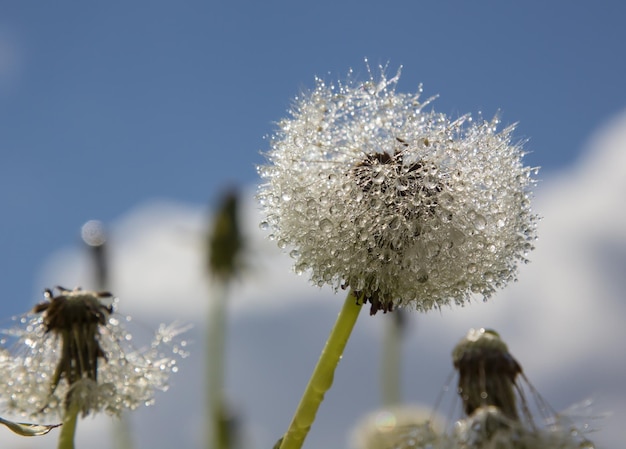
[281,192,292,202]
[373,167,386,184]
[439,209,453,223]
[449,228,466,246]
[319,218,333,232]
[395,177,409,191]
[424,175,439,190]
[370,197,383,209]
[289,249,300,259]
[426,242,440,258]
[259,221,270,231]
[294,262,308,275]
[439,192,454,207]
[473,214,487,231]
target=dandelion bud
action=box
[207,189,243,281]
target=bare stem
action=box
[208,280,231,449]
[279,290,363,449]
[57,401,79,449]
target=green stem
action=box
[57,401,79,449]
[279,290,363,449]
[208,280,230,449]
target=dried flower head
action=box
[258,63,537,314]
[452,328,522,421]
[449,329,596,449]
[389,329,597,449]
[0,286,188,418]
[453,406,596,449]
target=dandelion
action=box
[258,63,537,315]
[384,329,597,449]
[205,189,244,449]
[0,286,188,448]
[452,328,522,422]
[206,189,243,282]
[449,329,597,448]
[258,63,537,449]
[452,405,596,449]
[349,404,444,449]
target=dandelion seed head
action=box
[349,405,444,449]
[258,64,538,313]
[454,406,596,449]
[0,287,187,419]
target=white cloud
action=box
[6,110,626,448]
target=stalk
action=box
[279,290,363,449]
[57,401,79,449]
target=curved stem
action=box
[57,401,79,449]
[279,290,363,449]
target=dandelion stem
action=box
[279,290,363,449]
[57,401,79,449]
[208,280,232,449]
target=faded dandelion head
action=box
[449,329,596,449]
[258,63,537,314]
[390,329,597,449]
[349,405,444,449]
[452,328,521,421]
[0,286,188,419]
[453,406,596,449]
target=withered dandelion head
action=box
[453,405,596,449]
[0,286,188,418]
[450,329,597,449]
[452,328,522,421]
[258,62,538,315]
[33,287,113,394]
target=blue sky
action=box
[0,2,625,448]
[1,1,626,315]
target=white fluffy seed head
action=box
[258,64,538,314]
